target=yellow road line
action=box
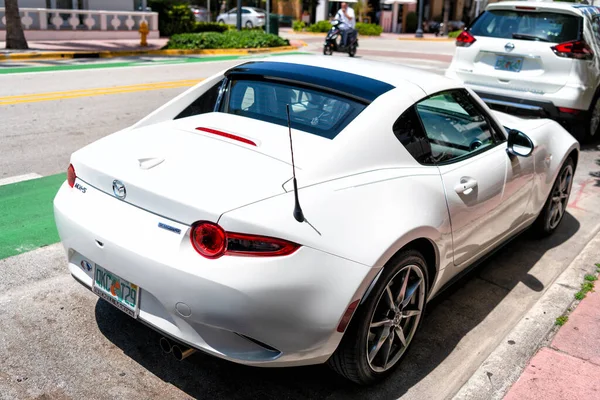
[0,79,203,106]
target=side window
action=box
[393,107,435,165]
[174,79,223,120]
[242,9,251,14]
[414,90,498,164]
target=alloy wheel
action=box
[547,164,573,230]
[366,265,425,372]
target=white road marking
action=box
[0,173,42,187]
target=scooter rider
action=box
[335,2,356,47]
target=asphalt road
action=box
[1,41,600,400]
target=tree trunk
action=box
[5,0,29,49]
[442,0,450,36]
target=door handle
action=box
[455,177,477,195]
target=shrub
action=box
[151,2,196,36]
[166,30,290,49]
[292,20,306,32]
[307,20,331,32]
[194,22,228,33]
[405,12,417,33]
[356,22,382,36]
[448,30,462,38]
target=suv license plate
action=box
[93,265,140,318]
[495,56,524,72]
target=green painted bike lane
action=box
[0,174,65,260]
[0,51,305,75]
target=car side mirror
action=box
[507,129,534,157]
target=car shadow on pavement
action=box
[95,213,579,400]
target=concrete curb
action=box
[0,45,298,61]
[453,228,600,400]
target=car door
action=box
[411,89,528,267]
[227,8,236,24]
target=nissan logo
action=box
[505,42,515,52]
[112,180,126,199]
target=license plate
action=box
[93,265,140,318]
[495,56,524,72]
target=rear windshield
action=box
[220,79,365,139]
[470,10,581,43]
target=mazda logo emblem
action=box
[505,42,515,52]
[112,180,126,199]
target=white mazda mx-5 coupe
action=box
[54,56,579,384]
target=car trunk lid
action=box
[453,8,582,95]
[70,113,329,224]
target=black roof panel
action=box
[224,61,395,103]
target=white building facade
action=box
[0,0,158,41]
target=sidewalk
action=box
[0,38,303,61]
[504,270,600,399]
[0,38,169,54]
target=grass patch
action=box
[555,315,569,326]
[575,281,595,300]
[165,30,289,50]
[584,274,598,282]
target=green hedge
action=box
[292,20,305,32]
[194,22,228,33]
[307,20,332,32]
[448,30,463,38]
[166,30,290,49]
[356,22,382,36]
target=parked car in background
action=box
[189,5,210,23]
[445,2,600,142]
[216,7,266,28]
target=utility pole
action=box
[415,0,424,38]
[236,0,242,30]
[266,0,270,33]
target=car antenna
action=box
[286,104,321,235]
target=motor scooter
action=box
[323,20,358,57]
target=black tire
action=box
[323,45,332,55]
[584,94,600,143]
[217,19,225,24]
[349,45,357,57]
[328,249,429,385]
[533,157,575,237]
[245,21,253,28]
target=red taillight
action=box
[551,40,594,60]
[558,107,581,115]
[456,31,476,47]
[337,299,360,332]
[196,127,257,146]
[67,164,76,188]
[515,6,536,10]
[190,221,300,259]
[226,232,299,257]
[191,221,227,259]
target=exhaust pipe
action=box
[159,337,172,354]
[172,344,196,361]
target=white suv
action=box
[446,1,600,142]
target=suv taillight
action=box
[551,40,594,60]
[67,164,76,188]
[190,221,300,259]
[456,31,476,47]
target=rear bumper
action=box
[472,90,589,124]
[53,180,374,367]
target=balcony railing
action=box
[0,8,158,33]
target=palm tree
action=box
[5,0,29,49]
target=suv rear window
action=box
[470,10,581,43]
[220,79,365,139]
